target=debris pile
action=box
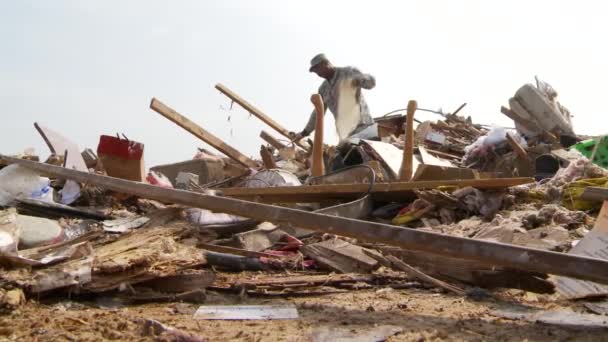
[2,76,608,339]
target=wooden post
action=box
[399,100,417,181]
[4,155,608,285]
[260,145,277,169]
[149,98,257,169]
[215,84,310,151]
[310,94,325,177]
[260,130,287,150]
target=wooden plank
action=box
[371,245,554,293]
[362,140,420,180]
[198,243,282,259]
[301,239,379,273]
[221,177,534,203]
[310,94,325,177]
[149,98,257,168]
[422,148,462,160]
[399,100,417,180]
[4,156,608,285]
[581,187,608,202]
[260,131,286,150]
[385,255,465,295]
[34,123,88,171]
[506,133,529,160]
[418,146,453,167]
[215,84,310,151]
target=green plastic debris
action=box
[573,137,608,169]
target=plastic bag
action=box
[0,165,53,205]
[146,171,174,188]
[463,127,527,163]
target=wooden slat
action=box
[506,133,529,160]
[4,156,608,285]
[260,130,286,150]
[215,84,310,151]
[221,177,534,203]
[581,187,608,202]
[150,98,257,168]
[399,100,417,180]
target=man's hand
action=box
[351,78,360,87]
[289,131,304,142]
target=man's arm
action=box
[351,68,376,89]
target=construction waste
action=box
[2,77,608,340]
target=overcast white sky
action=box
[2,1,607,166]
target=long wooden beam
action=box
[149,98,256,168]
[221,177,534,203]
[3,155,608,285]
[215,84,310,151]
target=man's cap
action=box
[309,53,329,72]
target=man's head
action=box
[309,53,335,80]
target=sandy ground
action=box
[0,285,606,342]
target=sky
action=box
[2,1,607,167]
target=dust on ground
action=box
[0,285,605,342]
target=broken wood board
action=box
[222,177,534,203]
[556,201,608,299]
[34,123,88,171]
[4,156,608,285]
[372,245,554,293]
[418,146,453,167]
[361,139,419,180]
[301,239,379,273]
[385,255,465,295]
[83,226,206,293]
[149,98,257,168]
[198,243,283,259]
[215,84,310,151]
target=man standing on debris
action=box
[290,53,377,143]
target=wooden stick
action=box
[260,145,277,169]
[3,156,608,285]
[310,94,325,177]
[215,84,310,151]
[221,177,534,203]
[505,133,529,160]
[150,98,257,168]
[399,100,417,181]
[386,255,465,296]
[260,131,287,150]
[198,243,282,259]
